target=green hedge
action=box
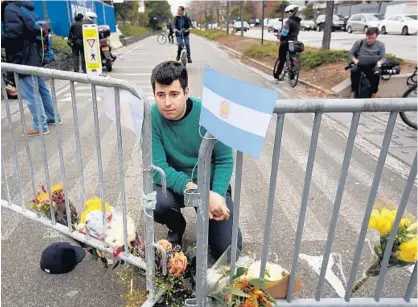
[243,41,277,58]
[118,24,150,37]
[194,30,227,40]
[300,49,349,69]
[51,35,72,70]
[242,42,405,70]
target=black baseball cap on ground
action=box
[40,242,86,274]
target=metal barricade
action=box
[189,98,417,306]
[0,63,166,306]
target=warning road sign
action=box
[83,24,102,74]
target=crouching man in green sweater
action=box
[150,61,242,260]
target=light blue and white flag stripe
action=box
[200,66,277,158]
[103,87,144,141]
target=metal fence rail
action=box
[0,63,166,306]
[2,63,417,307]
[190,98,417,307]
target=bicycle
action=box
[157,31,168,44]
[273,40,303,88]
[177,31,188,67]
[400,66,417,130]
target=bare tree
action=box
[321,0,334,49]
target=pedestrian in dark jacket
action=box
[273,5,301,80]
[1,1,61,136]
[173,6,192,63]
[167,22,174,44]
[68,13,87,73]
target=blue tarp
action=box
[31,0,116,37]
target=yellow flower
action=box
[368,208,396,235]
[35,184,63,203]
[397,238,418,263]
[400,217,411,228]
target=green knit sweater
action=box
[151,97,233,197]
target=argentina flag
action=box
[200,67,277,158]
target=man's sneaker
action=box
[47,119,63,125]
[26,129,50,137]
[176,55,180,61]
[188,58,192,63]
[167,230,183,247]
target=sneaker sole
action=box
[25,130,50,137]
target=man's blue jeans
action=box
[176,35,191,58]
[19,76,60,132]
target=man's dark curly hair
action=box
[151,61,188,93]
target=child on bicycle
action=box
[273,5,301,81]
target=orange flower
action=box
[241,298,258,307]
[234,278,250,290]
[168,251,188,276]
[156,239,172,253]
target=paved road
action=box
[240,29,418,62]
[2,35,417,306]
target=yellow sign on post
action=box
[83,24,102,75]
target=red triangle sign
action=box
[87,39,95,48]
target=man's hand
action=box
[185,182,197,191]
[376,60,382,68]
[209,191,230,221]
[353,58,359,65]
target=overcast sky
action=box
[168,0,190,15]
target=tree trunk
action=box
[240,1,244,37]
[226,0,230,34]
[321,0,334,50]
[216,3,220,30]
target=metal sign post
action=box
[83,24,102,75]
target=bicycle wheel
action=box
[272,57,281,80]
[288,53,300,88]
[400,83,417,130]
[157,33,167,44]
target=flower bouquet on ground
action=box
[206,247,302,307]
[127,239,195,307]
[30,183,78,227]
[351,200,417,295]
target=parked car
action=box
[346,13,384,33]
[301,19,315,31]
[315,14,346,31]
[249,18,260,26]
[233,21,250,32]
[380,14,418,35]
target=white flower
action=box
[246,260,288,281]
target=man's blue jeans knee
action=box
[176,35,191,58]
[19,76,59,131]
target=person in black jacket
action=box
[2,1,61,136]
[68,13,87,73]
[173,6,192,63]
[273,5,301,81]
[167,21,174,44]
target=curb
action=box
[195,34,336,96]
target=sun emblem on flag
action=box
[219,100,231,119]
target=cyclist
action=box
[273,4,301,81]
[167,21,174,44]
[348,27,386,98]
[173,6,192,63]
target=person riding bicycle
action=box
[348,27,386,98]
[273,4,301,81]
[167,21,174,44]
[173,6,192,63]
